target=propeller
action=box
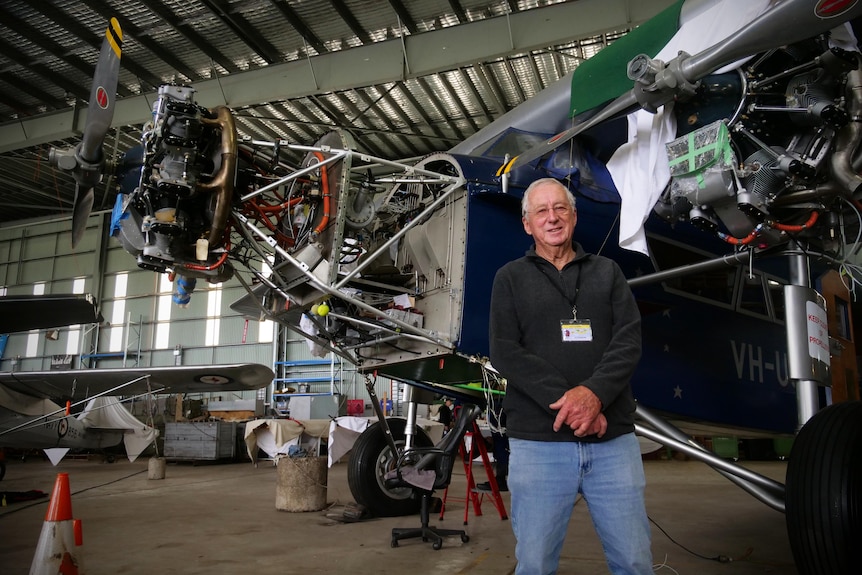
[501,0,862,175]
[49,17,123,247]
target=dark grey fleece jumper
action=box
[489,241,641,443]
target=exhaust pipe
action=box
[198,105,237,247]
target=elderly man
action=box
[489,177,651,575]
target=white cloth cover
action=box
[328,416,371,467]
[244,418,331,464]
[76,396,159,462]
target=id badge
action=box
[561,319,592,342]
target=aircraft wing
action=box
[0,294,102,333]
[0,363,274,402]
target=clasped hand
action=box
[550,386,606,438]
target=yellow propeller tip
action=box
[110,17,122,40]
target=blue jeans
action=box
[508,434,652,575]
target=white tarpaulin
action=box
[77,397,159,462]
[328,416,370,467]
[244,418,331,464]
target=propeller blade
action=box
[681,0,862,83]
[66,17,121,248]
[71,185,95,248]
[79,17,122,164]
[500,90,639,175]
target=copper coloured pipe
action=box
[198,105,237,247]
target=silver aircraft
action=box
[0,359,274,471]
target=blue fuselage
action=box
[454,156,798,434]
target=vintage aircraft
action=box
[0,363,275,474]
[0,364,274,476]
[40,1,862,572]
[0,287,274,474]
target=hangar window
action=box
[258,314,275,343]
[108,273,128,352]
[258,257,275,343]
[26,282,46,357]
[154,274,173,349]
[65,278,86,356]
[205,283,222,346]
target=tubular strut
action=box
[635,403,786,513]
[364,375,402,457]
[628,245,835,515]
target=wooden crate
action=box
[164,422,237,461]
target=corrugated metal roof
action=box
[0,0,659,227]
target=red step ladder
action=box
[440,420,508,524]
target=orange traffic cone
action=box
[29,472,84,575]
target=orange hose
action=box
[312,152,332,235]
[719,227,760,245]
[183,234,231,271]
[246,201,278,232]
[255,196,302,213]
[183,250,229,271]
[772,211,819,232]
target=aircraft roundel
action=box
[194,374,234,385]
[96,86,109,109]
[815,0,859,18]
[58,418,69,437]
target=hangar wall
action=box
[0,213,270,377]
[0,212,412,414]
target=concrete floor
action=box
[0,454,795,575]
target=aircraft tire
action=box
[785,401,862,575]
[347,418,433,517]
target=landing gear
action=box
[786,401,862,575]
[347,418,433,517]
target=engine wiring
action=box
[835,195,862,298]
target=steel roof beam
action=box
[137,0,241,74]
[0,0,674,153]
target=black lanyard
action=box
[534,261,582,319]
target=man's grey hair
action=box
[521,178,576,217]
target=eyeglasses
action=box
[528,204,573,219]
